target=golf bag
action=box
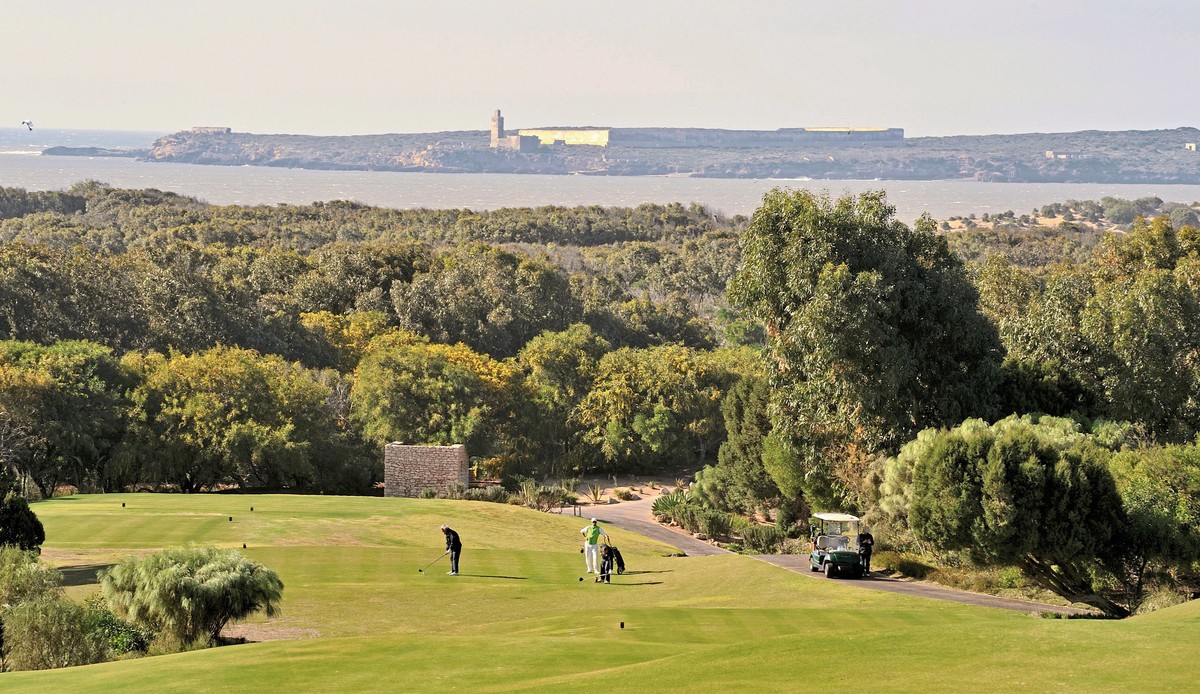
[610,545,626,574]
[597,544,613,583]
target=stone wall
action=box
[383,443,469,498]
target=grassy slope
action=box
[4,494,1198,693]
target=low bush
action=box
[418,488,439,499]
[1135,588,1189,615]
[699,509,732,540]
[740,525,783,554]
[614,488,639,501]
[463,485,511,503]
[651,491,685,516]
[443,481,467,500]
[3,595,109,670]
[780,538,810,555]
[0,546,61,606]
[583,482,604,504]
[83,595,152,655]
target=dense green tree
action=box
[393,243,580,358]
[1108,444,1200,602]
[574,345,745,472]
[728,189,1003,509]
[351,339,516,459]
[981,216,1200,441]
[100,546,283,645]
[517,324,611,476]
[698,376,780,515]
[908,416,1130,616]
[0,341,128,496]
[122,347,339,492]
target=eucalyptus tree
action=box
[728,189,1003,509]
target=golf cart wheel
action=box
[810,563,819,572]
[823,562,834,578]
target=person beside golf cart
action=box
[441,525,462,575]
[857,526,875,574]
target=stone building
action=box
[490,110,540,152]
[383,443,469,498]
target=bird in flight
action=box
[20,120,33,131]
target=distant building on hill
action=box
[1187,143,1197,152]
[490,110,540,152]
[490,111,904,150]
[191,126,232,134]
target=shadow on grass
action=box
[60,563,113,587]
[619,570,672,575]
[457,575,527,580]
[606,581,664,586]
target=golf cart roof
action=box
[813,512,861,522]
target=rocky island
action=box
[54,114,1200,183]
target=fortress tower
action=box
[490,110,505,148]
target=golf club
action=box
[418,551,448,574]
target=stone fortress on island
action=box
[489,109,904,151]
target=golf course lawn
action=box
[4,494,1197,692]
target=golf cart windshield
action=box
[811,512,862,550]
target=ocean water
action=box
[3,128,1200,221]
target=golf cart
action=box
[808,512,864,579]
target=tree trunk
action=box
[1021,555,1130,618]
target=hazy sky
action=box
[4,1,1197,137]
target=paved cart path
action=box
[588,497,1096,616]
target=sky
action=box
[3,0,1198,137]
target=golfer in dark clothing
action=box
[857,527,875,574]
[442,525,462,575]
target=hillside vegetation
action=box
[0,183,1197,627]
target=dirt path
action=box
[589,497,1095,616]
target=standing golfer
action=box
[580,518,608,574]
[857,526,875,574]
[442,525,462,576]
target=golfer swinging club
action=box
[580,518,608,574]
[441,524,462,576]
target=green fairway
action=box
[4,494,1198,692]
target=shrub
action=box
[3,595,108,670]
[614,488,639,501]
[0,493,45,551]
[741,525,783,554]
[0,546,61,606]
[774,504,801,538]
[699,510,732,540]
[651,491,685,517]
[996,566,1027,590]
[100,546,283,646]
[463,485,511,503]
[418,488,439,499]
[674,506,701,534]
[583,482,604,504]
[1135,588,1189,615]
[443,481,467,500]
[83,595,152,655]
[780,538,810,555]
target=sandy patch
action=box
[221,623,320,642]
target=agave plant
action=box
[584,482,604,504]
